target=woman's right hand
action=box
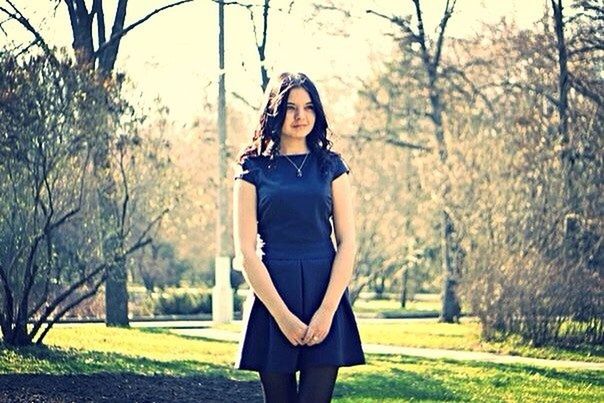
[274,311,308,346]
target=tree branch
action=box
[117,139,129,240]
[0,0,58,63]
[94,0,195,67]
[342,130,432,152]
[441,64,495,114]
[35,276,105,344]
[31,268,107,343]
[231,90,259,111]
[313,3,351,18]
[366,8,419,43]
[124,208,170,256]
[502,80,560,107]
[432,0,457,70]
[92,0,106,47]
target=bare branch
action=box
[35,278,105,344]
[124,208,170,256]
[366,8,419,43]
[502,79,560,107]
[118,141,129,239]
[31,262,106,332]
[94,0,195,63]
[92,0,106,46]
[568,73,604,109]
[231,91,259,111]
[313,3,351,18]
[432,0,457,70]
[341,130,432,152]
[208,0,291,11]
[441,64,495,114]
[569,44,604,56]
[0,1,58,62]
[411,0,432,74]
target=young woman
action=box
[232,72,365,402]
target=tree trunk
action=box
[2,322,30,346]
[411,0,461,323]
[440,210,460,322]
[432,96,461,323]
[93,139,129,327]
[551,0,577,213]
[400,267,408,308]
[63,0,131,327]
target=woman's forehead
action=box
[287,87,312,103]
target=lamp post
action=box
[212,0,233,324]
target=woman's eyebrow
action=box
[287,101,314,105]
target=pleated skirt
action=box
[234,245,366,373]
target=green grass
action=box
[213,318,603,363]
[1,326,243,379]
[352,297,439,316]
[1,326,602,402]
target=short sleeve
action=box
[332,154,350,181]
[234,158,258,186]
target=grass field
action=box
[1,326,601,402]
[352,297,439,315]
[213,317,603,363]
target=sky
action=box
[1,0,547,124]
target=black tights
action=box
[259,366,339,403]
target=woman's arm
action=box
[320,172,357,313]
[233,179,308,345]
[302,172,357,345]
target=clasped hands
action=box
[275,305,336,347]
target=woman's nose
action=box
[294,108,306,119]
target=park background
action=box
[0,0,602,401]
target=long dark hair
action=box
[237,72,340,177]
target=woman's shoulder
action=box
[324,149,345,160]
[238,153,266,166]
[323,149,349,166]
[320,149,351,179]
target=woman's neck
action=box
[279,139,309,155]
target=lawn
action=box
[1,326,602,402]
[213,318,603,363]
[352,297,440,316]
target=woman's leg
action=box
[297,365,339,403]
[258,370,298,403]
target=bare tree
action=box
[0,0,194,327]
[367,0,462,322]
[0,53,162,346]
[221,0,296,99]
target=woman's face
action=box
[280,87,316,142]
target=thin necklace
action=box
[283,153,310,178]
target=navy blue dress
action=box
[233,150,366,373]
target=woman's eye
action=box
[306,105,314,110]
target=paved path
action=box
[168,324,604,372]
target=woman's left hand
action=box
[302,305,336,346]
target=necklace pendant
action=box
[283,153,309,178]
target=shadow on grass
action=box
[335,368,458,401]
[2,341,600,402]
[338,354,602,402]
[0,342,262,402]
[0,342,251,380]
[0,372,263,403]
[337,355,457,401]
[457,358,604,386]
